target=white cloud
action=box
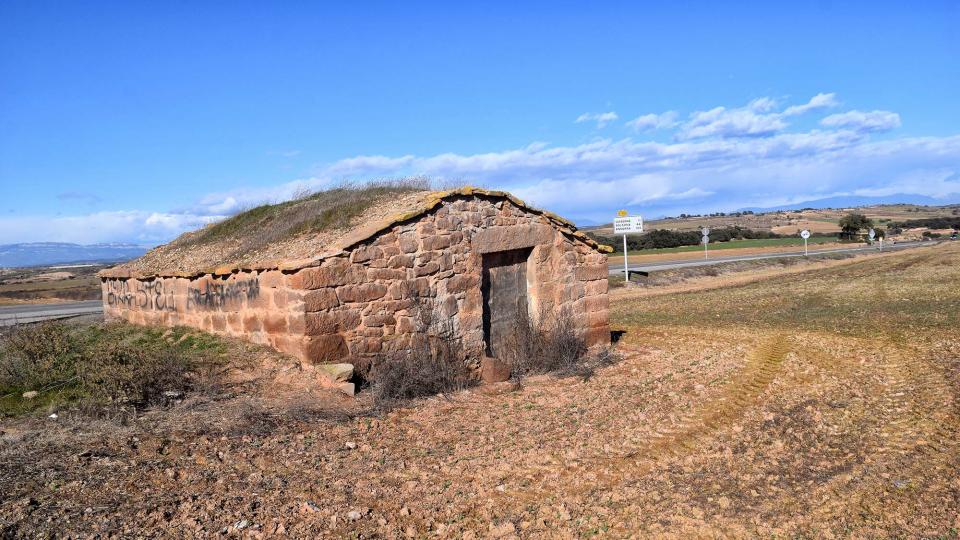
[3,94,956,243]
[626,111,679,132]
[0,211,223,245]
[679,105,788,139]
[782,92,839,116]
[676,93,841,140]
[575,111,619,128]
[820,110,902,132]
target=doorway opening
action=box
[481,247,532,358]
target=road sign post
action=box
[701,227,710,259]
[800,229,810,256]
[613,211,644,282]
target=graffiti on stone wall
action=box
[187,279,260,310]
[106,280,177,311]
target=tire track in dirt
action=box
[620,335,791,464]
[501,335,792,506]
[808,340,960,519]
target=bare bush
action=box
[499,309,610,382]
[77,343,192,408]
[367,301,475,410]
[1,322,213,416]
[0,322,80,393]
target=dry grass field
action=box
[590,203,959,235]
[1,244,959,537]
[0,265,107,305]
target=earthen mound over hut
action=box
[100,185,612,382]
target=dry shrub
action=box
[1,322,209,416]
[500,309,614,382]
[367,302,474,410]
[0,322,80,393]
[76,343,192,409]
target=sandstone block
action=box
[584,326,610,348]
[304,289,339,311]
[242,314,262,332]
[316,363,354,383]
[575,263,608,282]
[387,254,415,268]
[304,335,349,364]
[414,261,440,277]
[289,259,362,289]
[472,223,553,254]
[444,274,478,294]
[584,295,609,313]
[398,232,419,253]
[362,313,396,327]
[585,279,608,296]
[305,310,361,334]
[481,356,511,383]
[262,313,288,334]
[367,268,406,281]
[422,235,451,251]
[337,283,388,303]
[395,316,415,333]
[350,245,382,263]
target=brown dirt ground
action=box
[2,244,959,538]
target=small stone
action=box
[48,413,58,420]
[480,356,511,383]
[316,363,354,383]
[234,520,249,530]
[489,521,516,538]
[302,501,321,513]
[399,506,410,517]
[347,510,362,521]
[22,391,38,399]
[345,441,357,450]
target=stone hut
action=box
[100,187,612,382]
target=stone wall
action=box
[102,269,308,359]
[102,194,609,371]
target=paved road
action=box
[0,300,103,327]
[609,241,933,274]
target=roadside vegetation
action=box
[0,322,228,418]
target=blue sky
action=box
[1,1,958,244]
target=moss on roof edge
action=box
[99,187,613,280]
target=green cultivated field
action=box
[610,236,838,256]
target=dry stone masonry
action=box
[101,188,612,385]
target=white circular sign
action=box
[800,230,810,239]
[701,227,710,236]
[702,236,710,245]
[868,228,876,239]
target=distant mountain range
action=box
[739,194,960,213]
[0,242,149,268]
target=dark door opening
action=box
[481,248,532,358]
